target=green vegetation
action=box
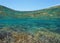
[0,5,60,19]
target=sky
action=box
[0,0,60,11]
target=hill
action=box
[0,5,60,19]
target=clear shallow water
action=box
[0,19,60,33]
[0,19,60,25]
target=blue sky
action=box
[0,0,60,11]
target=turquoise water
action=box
[0,18,60,34]
[0,19,60,25]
